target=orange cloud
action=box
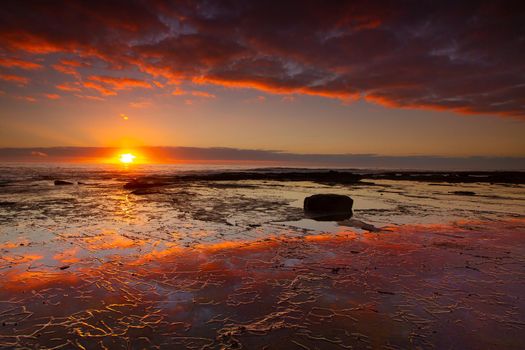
[52,63,79,76]
[133,59,183,84]
[0,33,65,54]
[153,80,165,88]
[83,81,117,96]
[59,59,85,67]
[364,93,524,119]
[52,58,90,77]
[44,93,61,99]
[171,88,186,96]
[191,90,216,98]
[56,82,81,92]
[88,75,152,90]
[81,75,152,96]
[0,57,42,70]
[0,73,29,85]
[194,76,358,101]
[74,94,105,101]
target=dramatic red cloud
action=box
[56,82,81,92]
[194,76,358,101]
[1,33,66,54]
[171,88,186,96]
[74,94,105,101]
[88,75,152,90]
[0,73,29,85]
[80,75,151,97]
[44,93,61,99]
[52,59,90,77]
[52,63,79,77]
[82,81,116,96]
[0,1,523,117]
[191,91,216,98]
[0,57,42,69]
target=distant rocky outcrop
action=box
[122,171,363,190]
[304,194,353,221]
[365,171,525,184]
[123,179,169,190]
[131,188,161,195]
[451,191,476,196]
[54,180,74,186]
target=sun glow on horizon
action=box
[119,153,136,164]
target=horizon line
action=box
[0,146,524,171]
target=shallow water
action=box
[0,164,524,349]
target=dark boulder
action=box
[54,180,74,186]
[304,194,353,221]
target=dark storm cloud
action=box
[0,0,524,116]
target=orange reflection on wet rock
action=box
[82,230,143,250]
[1,269,80,292]
[1,253,43,265]
[0,220,524,349]
[129,243,184,265]
[0,239,30,249]
[53,247,81,264]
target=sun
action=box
[119,153,136,164]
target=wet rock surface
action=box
[1,220,524,349]
[0,165,524,349]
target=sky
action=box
[0,1,524,167]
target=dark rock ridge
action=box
[181,171,363,184]
[131,188,162,195]
[451,191,476,196]
[304,194,353,221]
[364,171,525,184]
[54,180,74,186]
[123,170,525,191]
[123,179,170,190]
[123,171,363,190]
